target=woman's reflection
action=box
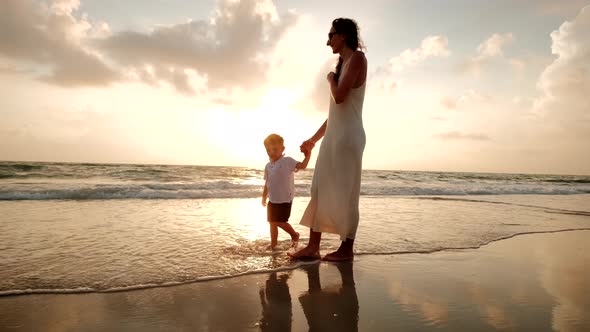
[259,272,293,331]
[299,262,359,331]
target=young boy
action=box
[262,133,311,250]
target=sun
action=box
[204,88,318,168]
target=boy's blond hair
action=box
[264,133,284,147]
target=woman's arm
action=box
[310,120,328,144]
[301,119,327,152]
[329,52,366,104]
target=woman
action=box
[289,18,367,262]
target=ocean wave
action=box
[0,184,589,200]
[2,162,590,200]
[543,178,590,184]
[2,164,46,171]
[359,186,590,196]
[0,186,262,200]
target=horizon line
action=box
[1,159,589,177]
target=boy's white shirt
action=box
[264,155,299,203]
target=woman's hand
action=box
[326,71,336,83]
[300,139,315,154]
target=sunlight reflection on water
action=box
[1,195,589,294]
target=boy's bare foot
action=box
[287,245,320,260]
[322,249,354,262]
[291,232,300,247]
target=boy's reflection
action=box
[299,262,359,332]
[259,272,292,331]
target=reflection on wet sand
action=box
[256,262,360,332]
[388,280,450,325]
[259,272,292,331]
[380,231,590,331]
[536,233,590,332]
[467,284,514,330]
[1,231,588,331]
[299,262,359,332]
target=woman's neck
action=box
[340,47,354,62]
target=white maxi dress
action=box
[300,61,366,240]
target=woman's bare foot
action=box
[322,249,354,262]
[287,244,320,260]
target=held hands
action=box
[300,139,315,156]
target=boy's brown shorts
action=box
[267,201,292,222]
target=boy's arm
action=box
[261,180,268,207]
[295,151,311,170]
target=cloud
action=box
[477,33,514,58]
[369,76,399,96]
[0,62,33,76]
[433,131,490,141]
[367,35,448,99]
[509,59,526,74]
[0,0,298,94]
[211,97,234,106]
[440,96,458,110]
[533,5,590,136]
[388,35,450,72]
[440,90,494,110]
[0,105,148,163]
[462,33,514,75]
[536,0,589,16]
[0,0,119,87]
[514,4,590,174]
[97,0,298,93]
[307,58,338,111]
[367,35,448,100]
[431,116,446,121]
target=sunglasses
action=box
[328,32,339,39]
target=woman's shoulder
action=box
[350,51,367,67]
[353,50,366,60]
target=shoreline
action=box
[1,230,589,331]
[1,227,589,298]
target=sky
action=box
[0,0,589,175]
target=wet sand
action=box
[1,230,589,331]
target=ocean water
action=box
[1,161,589,296]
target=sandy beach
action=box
[2,0,590,330]
[1,230,588,331]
